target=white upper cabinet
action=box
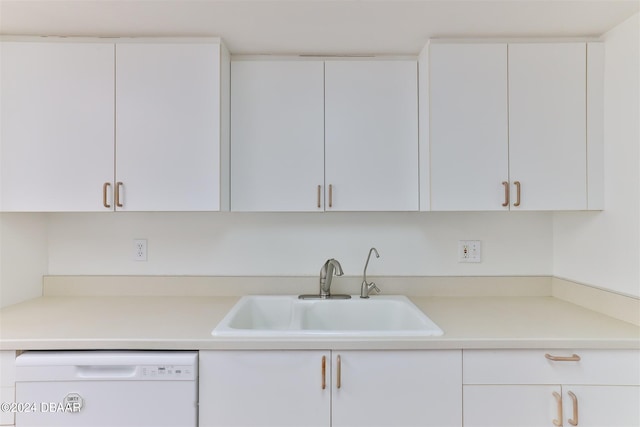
[230,61,325,211]
[0,41,115,212]
[231,59,419,212]
[116,41,229,211]
[0,38,229,212]
[429,43,509,211]
[325,61,419,211]
[508,43,587,211]
[428,41,602,211]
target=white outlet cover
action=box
[133,239,147,261]
[459,240,481,263]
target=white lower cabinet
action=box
[463,349,640,427]
[0,351,16,426]
[199,350,462,427]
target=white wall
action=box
[0,214,48,307]
[553,13,640,297]
[47,211,552,277]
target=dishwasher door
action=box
[15,351,197,427]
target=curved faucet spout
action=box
[361,247,380,298]
[320,258,344,298]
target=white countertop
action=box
[1,294,638,350]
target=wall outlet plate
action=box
[459,240,481,263]
[133,239,147,261]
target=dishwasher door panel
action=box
[16,380,197,427]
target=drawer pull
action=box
[502,181,510,207]
[115,181,124,208]
[568,391,578,426]
[553,391,563,426]
[321,355,326,390]
[102,182,111,208]
[513,181,521,207]
[545,354,581,362]
[336,354,341,389]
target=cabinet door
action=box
[464,385,562,427]
[231,61,325,211]
[325,61,419,211]
[508,43,587,210]
[563,386,640,427]
[199,350,331,427]
[0,41,115,212]
[429,43,509,211]
[115,43,223,211]
[332,350,461,427]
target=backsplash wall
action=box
[47,211,552,277]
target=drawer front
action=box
[463,349,640,385]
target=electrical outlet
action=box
[459,240,481,263]
[133,239,147,261]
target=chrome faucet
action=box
[319,258,344,298]
[360,247,380,298]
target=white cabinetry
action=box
[116,41,229,211]
[324,61,419,211]
[0,38,229,212]
[463,349,640,427]
[230,59,419,212]
[508,43,586,211]
[0,41,115,212]
[0,351,16,426]
[199,350,461,427]
[429,43,508,211]
[428,42,603,211]
[230,61,325,211]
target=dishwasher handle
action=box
[76,365,137,379]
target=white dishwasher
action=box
[14,351,198,427]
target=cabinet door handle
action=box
[502,181,510,207]
[317,185,322,209]
[115,182,124,208]
[568,391,578,426]
[102,182,112,208]
[321,355,326,390]
[329,184,333,208]
[336,354,341,389]
[513,181,521,207]
[553,391,563,427]
[545,354,581,362]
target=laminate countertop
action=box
[1,294,638,350]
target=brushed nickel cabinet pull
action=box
[329,184,333,208]
[317,185,322,209]
[336,354,341,389]
[553,391,563,427]
[102,182,112,208]
[321,355,326,390]
[514,181,521,207]
[568,391,578,426]
[115,182,124,208]
[545,354,581,362]
[502,181,510,207]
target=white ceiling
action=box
[1,0,638,55]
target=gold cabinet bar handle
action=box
[553,391,563,427]
[336,354,341,389]
[545,354,581,362]
[502,181,510,207]
[317,185,322,209]
[321,355,326,390]
[102,182,112,208]
[514,181,521,207]
[329,184,333,208]
[115,182,124,208]
[568,391,578,426]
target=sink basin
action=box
[212,295,443,338]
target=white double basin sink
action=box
[212,295,443,338]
